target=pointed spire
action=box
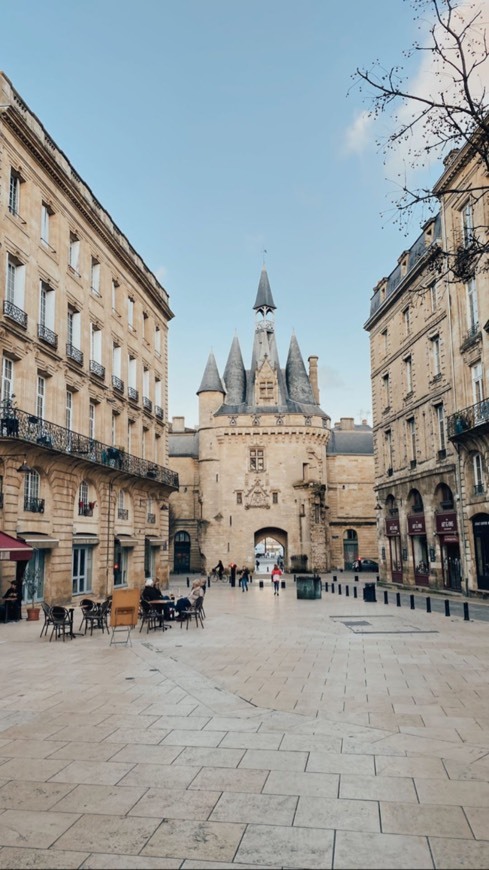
[196,352,225,395]
[253,266,276,312]
[223,336,246,405]
[285,334,315,404]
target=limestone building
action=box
[0,72,178,605]
[365,136,489,594]
[168,268,376,574]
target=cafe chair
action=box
[179,595,205,630]
[82,599,110,635]
[139,598,161,633]
[79,598,96,633]
[49,606,72,642]
[40,602,54,637]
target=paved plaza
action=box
[1,574,489,868]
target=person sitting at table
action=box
[175,580,204,619]
[142,578,175,621]
[0,580,21,622]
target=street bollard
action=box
[207,575,211,588]
[186,577,190,588]
[353,587,357,599]
[396,592,401,607]
[333,575,337,583]
[354,574,359,582]
[331,583,335,593]
[444,599,450,617]
[259,581,264,589]
[346,585,349,596]
[383,590,388,605]
[325,581,329,592]
[426,597,431,613]
[464,602,469,621]
[281,580,286,589]
[338,584,342,595]
[410,594,415,610]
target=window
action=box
[111,279,119,311]
[381,329,388,355]
[382,373,390,409]
[259,380,274,401]
[143,312,149,342]
[8,169,22,216]
[472,362,483,404]
[39,281,56,331]
[403,306,410,335]
[67,307,81,356]
[89,401,96,440]
[36,376,46,420]
[432,336,441,377]
[384,429,393,472]
[66,390,73,432]
[236,492,242,504]
[462,200,474,246]
[111,412,117,446]
[6,254,25,309]
[72,546,92,595]
[90,324,102,364]
[127,297,134,329]
[407,417,416,462]
[1,357,14,405]
[435,403,446,452]
[78,480,89,512]
[154,326,161,355]
[466,277,479,332]
[250,448,265,472]
[112,344,122,378]
[90,258,100,295]
[143,367,150,402]
[69,233,80,274]
[24,469,41,510]
[117,489,128,520]
[41,203,53,246]
[272,491,279,504]
[405,356,413,394]
[128,355,137,393]
[429,283,437,313]
[474,453,484,494]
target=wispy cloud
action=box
[154,265,168,283]
[344,110,375,155]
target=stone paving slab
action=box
[0,577,489,867]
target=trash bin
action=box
[363,583,377,603]
[297,576,322,600]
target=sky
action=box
[2,0,485,429]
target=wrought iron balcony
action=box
[474,483,485,496]
[89,359,105,379]
[143,396,153,412]
[38,323,58,348]
[3,299,28,328]
[78,502,94,517]
[67,343,83,365]
[0,407,179,491]
[147,513,156,524]
[460,323,481,352]
[448,399,489,441]
[112,375,124,393]
[155,405,164,420]
[24,497,45,513]
[128,386,139,402]
[118,508,129,520]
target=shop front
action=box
[385,517,403,583]
[408,514,430,587]
[472,513,489,591]
[435,512,461,591]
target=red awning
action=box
[0,531,33,562]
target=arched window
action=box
[117,489,128,520]
[23,469,42,512]
[473,453,484,495]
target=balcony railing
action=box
[143,397,153,412]
[155,405,164,420]
[474,483,485,495]
[38,323,58,348]
[448,399,489,440]
[112,375,124,393]
[67,343,83,365]
[147,513,156,524]
[118,508,129,520]
[89,359,105,379]
[0,407,178,490]
[128,386,139,403]
[3,299,27,328]
[78,502,94,517]
[24,497,45,513]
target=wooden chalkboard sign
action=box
[109,588,140,645]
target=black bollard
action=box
[444,599,450,617]
[186,577,190,588]
[338,584,342,595]
[294,574,296,583]
[383,590,388,605]
[207,575,211,588]
[354,574,359,582]
[333,575,337,583]
[410,594,415,610]
[331,583,335,593]
[426,597,431,613]
[464,602,469,621]
[353,587,357,599]
[396,592,401,607]
[325,581,329,592]
[281,580,286,589]
[259,581,264,589]
[346,585,349,596]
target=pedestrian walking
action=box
[240,567,250,592]
[271,563,282,595]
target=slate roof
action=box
[326,424,374,455]
[168,431,199,458]
[196,351,225,395]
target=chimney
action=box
[338,417,355,430]
[308,355,319,404]
[172,416,185,432]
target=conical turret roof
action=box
[196,352,225,395]
[223,336,246,405]
[253,266,276,312]
[285,333,315,404]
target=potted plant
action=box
[24,566,42,621]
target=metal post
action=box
[354,574,359,582]
[333,575,337,583]
[396,592,401,607]
[331,583,335,593]
[410,594,415,610]
[353,587,357,599]
[383,590,388,605]
[444,599,450,617]
[426,597,431,613]
[207,575,210,588]
[338,584,342,595]
[346,585,349,596]
[463,602,469,621]
[325,581,329,592]
[186,577,190,588]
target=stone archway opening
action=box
[254,527,287,572]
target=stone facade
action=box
[168,269,375,574]
[365,138,489,595]
[0,73,178,605]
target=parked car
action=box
[352,558,379,572]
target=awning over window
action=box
[0,531,33,561]
[145,536,165,547]
[116,535,139,548]
[73,534,99,547]
[17,533,59,549]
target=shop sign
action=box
[435,512,458,535]
[385,518,400,536]
[408,514,425,535]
